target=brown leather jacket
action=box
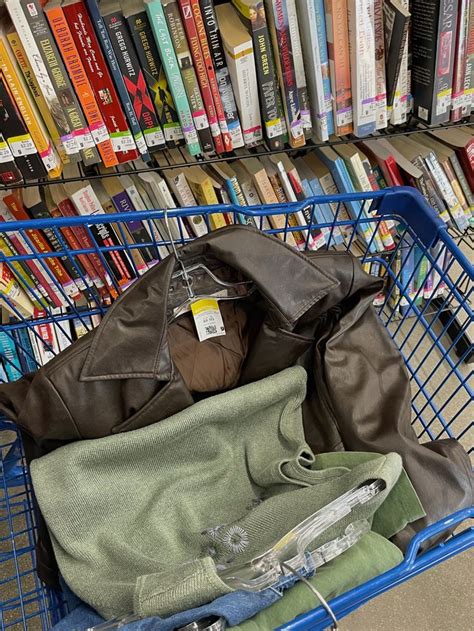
[0,226,471,583]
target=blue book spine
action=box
[0,331,22,381]
[314,0,334,136]
[300,177,329,242]
[306,175,344,245]
[84,0,150,162]
[13,328,37,373]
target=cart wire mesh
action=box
[0,187,472,630]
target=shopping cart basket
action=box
[0,186,472,630]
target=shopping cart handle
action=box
[403,507,474,566]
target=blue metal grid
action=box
[0,186,472,630]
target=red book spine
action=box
[63,0,139,164]
[178,0,224,153]
[381,156,405,186]
[56,197,117,299]
[190,0,232,151]
[458,142,474,190]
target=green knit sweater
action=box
[31,367,424,619]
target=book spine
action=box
[451,0,469,120]
[0,264,35,319]
[178,0,224,153]
[450,153,474,212]
[68,184,136,288]
[191,0,232,151]
[234,0,285,149]
[14,327,38,372]
[0,77,47,181]
[85,0,150,160]
[461,0,474,115]
[6,29,66,164]
[433,0,459,123]
[146,0,201,155]
[0,332,22,381]
[103,9,166,151]
[324,0,353,135]
[313,0,334,136]
[64,1,139,163]
[424,150,468,231]
[286,0,311,136]
[442,157,470,217]
[390,0,409,125]
[0,37,61,176]
[108,190,158,267]
[296,0,328,142]
[199,0,244,148]
[163,0,214,152]
[347,0,377,137]
[55,196,115,295]
[267,0,305,146]
[125,10,184,147]
[44,4,119,168]
[21,0,99,165]
[0,132,23,185]
[411,155,448,221]
[373,0,387,129]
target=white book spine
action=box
[373,0,387,129]
[286,0,311,132]
[347,0,377,137]
[223,39,262,147]
[166,172,209,238]
[296,0,328,141]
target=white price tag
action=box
[144,127,165,147]
[8,134,37,157]
[336,108,353,128]
[183,127,199,145]
[164,124,183,142]
[0,140,13,163]
[192,111,209,130]
[266,118,284,139]
[90,122,110,144]
[191,298,226,342]
[74,129,95,150]
[111,132,135,152]
[40,145,58,172]
[61,133,80,155]
[135,133,148,155]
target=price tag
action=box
[290,119,304,141]
[0,139,13,163]
[164,124,183,142]
[336,108,353,128]
[90,122,110,144]
[191,298,226,342]
[39,145,59,172]
[74,128,95,150]
[266,118,284,139]
[61,133,80,155]
[144,126,165,147]
[8,133,37,157]
[111,132,136,152]
[183,126,199,146]
[192,111,209,130]
[134,132,148,155]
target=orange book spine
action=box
[44,5,118,168]
[325,0,353,135]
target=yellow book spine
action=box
[201,180,229,230]
[0,237,44,310]
[0,38,62,178]
[6,30,67,166]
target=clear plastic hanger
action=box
[162,209,254,321]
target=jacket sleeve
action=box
[311,257,473,541]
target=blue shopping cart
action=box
[0,186,472,630]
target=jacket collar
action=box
[81,226,340,380]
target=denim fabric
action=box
[52,573,307,631]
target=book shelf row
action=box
[0,0,473,183]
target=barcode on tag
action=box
[191,298,226,342]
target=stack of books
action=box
[0,0,472,181]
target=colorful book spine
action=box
[373,0,387,129]
[424,150,468,231]
[232,0,285,149]
[199,0,244,148]
[0,29,62,177]
[191,0,232,151]
[22,0,100,165]
[163,0,213,152]
[461,0,474,116]
[14,327,38,372]
[146,0,201,155]
[347,0,376,137]
[101,5,166,151]
[85,0,150,160]
[0,262,35,319]
[44,3,118,168]
[178,0,224,153]
[0,331,22,382]
[324,0,353,135]
[265,0,305,147]
[286,0,311,136]
[451,0,469,121]
[0,76,47,181]
[124,8,184,147]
